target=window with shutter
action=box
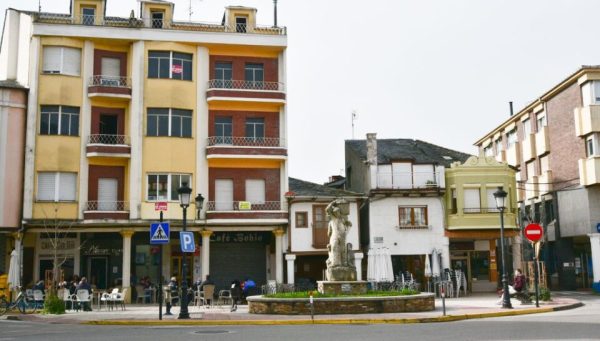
[215,179,233,211]
[245,179,265,205]
[42,47,61,73]
[486,188,498,212]
[62,47,81,76]
[37,173,56,201]
[101,57,121,85]
[464,188,481,213]
[59,173,77,201]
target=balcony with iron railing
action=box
[32,13,286,35]
[83,201,129,220]
[206,79,286,103]
[88,75,132,98]
[205,200,287,220]
[86,134,131,158]
[206,136,287,158]
[373,171,445,192]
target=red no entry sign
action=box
[524,223,543,242]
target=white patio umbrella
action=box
[367,248,375,281]
[7,249,20,290]
[373,248,383,281]
[383,248,394,282]
[424,254,432,278]
[431,249,441,277]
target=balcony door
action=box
[98,178,118,211]
[215,179,233,211]
[100,57,121,85]
[312,205,328,248]
[99,114,118,144]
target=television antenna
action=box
[351,110,357,139]
[188,0,203,21]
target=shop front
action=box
[208,231,272,292]
[80,232,123,289]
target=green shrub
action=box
[43,294,66,314]
[539,287,552,301]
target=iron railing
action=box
[207,136,284,147]
[31,13,286,35]
[85,201,129,211]
[375,171,444,190]
[207,79,285,91]
[88,134,130,145]
[463,207,515,214]
[206,201,283,211]
[89,75,131,88]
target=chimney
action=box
[509,101,514,116]
[366,133,378,166]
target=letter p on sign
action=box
[180,232,195,253]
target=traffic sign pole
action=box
[533,245,540,308]
[158,211,163,320]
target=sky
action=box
[3,0,600,184]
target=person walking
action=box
[165,276,178,315]
[230,279,242,312]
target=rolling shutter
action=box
[215,179,233,211]
[62,47,81,76]
[42,47,61,73]
[37,172,56,201]
[245,179,265,204]
[98,178,118,210]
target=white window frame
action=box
[506,129,517,148]
[146,108,193,138]
[146,173,192,202]
[536,112,547,130]
[522,118,532,136]
[36,172,77,202]
[42,46,81,76]
[586,134,599,157]
[483,144,493,157]
[495,137,503,154]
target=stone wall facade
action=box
[248,293,435,315]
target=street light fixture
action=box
[195,193,205,220]
[177,182,192,319]
[493,186,513,309]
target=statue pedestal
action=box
[326,266,356,282]
[317,281,368,295]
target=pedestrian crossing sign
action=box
[150,222,170,244]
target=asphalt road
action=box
[1,292,599,341]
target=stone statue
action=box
[325,199,357,281]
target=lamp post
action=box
[493,186,512,309]
[177,182,192,319]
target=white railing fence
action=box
[85,201,129,211]
[375,171,444,189]
[206,201,283,211]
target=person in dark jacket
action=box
[230,279,242,312]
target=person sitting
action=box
[512,269,531,304]
[33,280,45,295]
[76,277,93,311]
[199,275,215,306]
[242,278,256,298]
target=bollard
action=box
[309,293,314,323]
[441,286,446,316]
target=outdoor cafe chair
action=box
[112,287,127,310]
[32,290,45,309]
[135,285,151,304]
[99,292,112,310]
[217,289,232,307]
[60,288,76,311]
[199,284,215,308]
[75,289,92,312]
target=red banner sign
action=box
[155,202,168,211]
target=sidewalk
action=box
[9,293,582,326]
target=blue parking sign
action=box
[180,232,195,253]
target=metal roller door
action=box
[209,242,267,292]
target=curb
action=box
[83,302,583,326]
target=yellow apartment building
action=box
[0,0,288,301]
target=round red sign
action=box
[524,223,543,242]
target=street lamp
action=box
[493,186,513,309]
[177,182,192,319]
[195,193,205,220]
